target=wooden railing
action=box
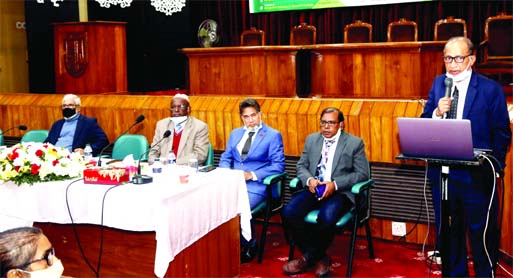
[180,41,446,98]
[1,93,511,257]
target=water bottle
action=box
[152,158,163,174]
[167,151,176,167]
[84,144,93,162]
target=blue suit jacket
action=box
[45,114,109,156]
[219,124,285,197]
[421,72,511,167]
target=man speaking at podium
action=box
[421,37,511,277]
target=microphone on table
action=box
[0,125,28,135]
[97,115,145,166]
[132,130,171,185]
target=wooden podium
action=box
[53,21,127,94]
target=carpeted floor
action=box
[241,224,513,278]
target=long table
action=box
[0,167,251,277]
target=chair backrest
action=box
[344,20,372,43]
[0,130,4,146]
[290,22,316,45]
[433,16,467,41]
[240,27,265,46]
[387,18,418,42]
[20,130,49,143]
[111,134,149,161]
[204,142,214,167]
[482,12,513,62]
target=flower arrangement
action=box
[0,142,85,185]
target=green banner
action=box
[250,0,431,13]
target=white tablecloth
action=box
[0,167,251,277]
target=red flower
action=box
[14,166,20,172]
[35,149,44,157]
[8,149,19,161]
[52,160,59,166]
[31,164,41,175]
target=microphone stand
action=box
[132,130,171,185]
[97,115,145,167]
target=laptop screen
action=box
[397,117,476,161]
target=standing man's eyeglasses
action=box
[442,55,471,63]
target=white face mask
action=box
[170,116,187,126]
[21,258,64,278]
[445,59,472,82]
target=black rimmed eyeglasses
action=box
[14,247,55,270]
[442,54,471,63]
[320,121,339,127]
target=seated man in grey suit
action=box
[149,94,209,165]
[282,107,369,278]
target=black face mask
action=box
[62,108,76,118]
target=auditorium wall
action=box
[3,0,509,93]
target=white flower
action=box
[0,143,86,185]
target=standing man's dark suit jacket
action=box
[45,114,109,156]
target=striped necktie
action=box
[317,139,335,182]
[447,86,459,119]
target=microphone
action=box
[0,125,28,135]
[132,130,171,185]
[444,77,453,98]
[97,115,145,166]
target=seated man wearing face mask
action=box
[148,94,209,165]
[45,94,109,156]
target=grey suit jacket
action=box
[148,116,209,165]
[296,131,369,204]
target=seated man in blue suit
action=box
[219,98,285,263]
[45,94,109,156]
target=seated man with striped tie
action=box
[282,107,369,278]
[148,93,209,165]
[219,98,285,263]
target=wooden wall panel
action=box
[53,22,127,94]
[181,47,298,97]
[0,93,510,257]
[182,42,445,98]
[0,0,29,93]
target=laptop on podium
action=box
[397,117,486,163]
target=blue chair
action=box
[0,130,4,146]
[21,130,49,143]
[286,173,375,277]
[252,171,288,263]
[111,134,149,161]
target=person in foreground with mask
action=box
[148,94,209,165]
[421,36,511,277]
[219,98,285,263]
[44,94,109,156]
[0,227,65,278]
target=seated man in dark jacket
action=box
[45,94,109,156]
